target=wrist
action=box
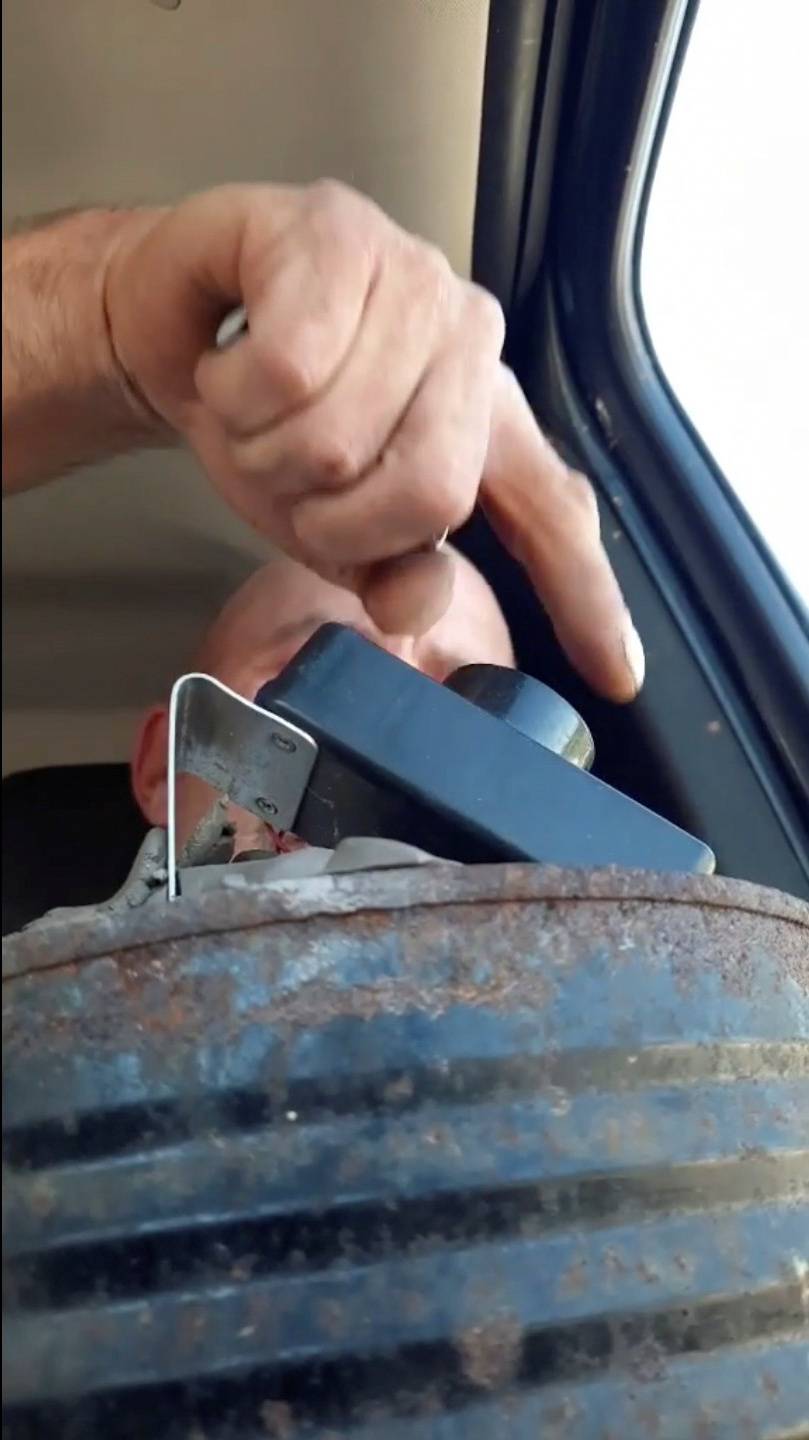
[3,208,172,492]
[100,207,175,445]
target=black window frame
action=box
[467,0,809,895]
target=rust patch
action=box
[27,1177,57,1220]
[558,1257,589,1298]
[633,1401,663,1437]
[382,1073,415,1105]
[542,1396,582,1438]
[177,1304,208,1356]
[456,1312,523,1390]
[229,1254,258,1283]
[603,1247,629,1277]
[5,862,807,983]
[314,1299,348,1341]
[258,1400,294,1439]
[760,1369,780,1397]
[694,1408,722,1440]
[335,1149,368,1185]
[637,1259,661,1285]
[400,1289,430,1324]
[5,878,808,1075]
[628,1336,668,1384]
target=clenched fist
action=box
[5,182,644,699]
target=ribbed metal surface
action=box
[3,864,809,1438]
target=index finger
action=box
[481,366,644,703]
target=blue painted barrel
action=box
[3,864,808,1438]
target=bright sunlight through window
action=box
[642,0,809,607]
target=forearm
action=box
[2,208,169,494]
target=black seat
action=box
[1,765,148,936]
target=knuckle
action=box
[565,470,601,534]
[448,486,477,530]
[405,240,454,312]
[230,430,270,475]
[309,177,378,233]
[307,178,387,272]
[309,176,352,212]
[258,341,317,409]
[290,500,350,564]
[289,505,325,558]
[417,459,476,533]
[300,426,361,486]
[420,241,454,285]
[469,285,506,347]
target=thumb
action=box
[359,548,456,636]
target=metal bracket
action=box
[167,673,318,900]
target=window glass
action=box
[641,0,809,605]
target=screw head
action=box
[255,796,278,817]
[271,732,296,754]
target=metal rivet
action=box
[255,797,278,817]
[271,733,296,754]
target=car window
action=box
[641,0,808,606]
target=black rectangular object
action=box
[256,625,714,874]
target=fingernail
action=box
[622,621,646,695]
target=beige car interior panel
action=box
[2,0,489,774]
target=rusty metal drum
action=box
[3,864,809,1438]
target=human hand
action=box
[105,181,643,700]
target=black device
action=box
[250,624,713,874]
